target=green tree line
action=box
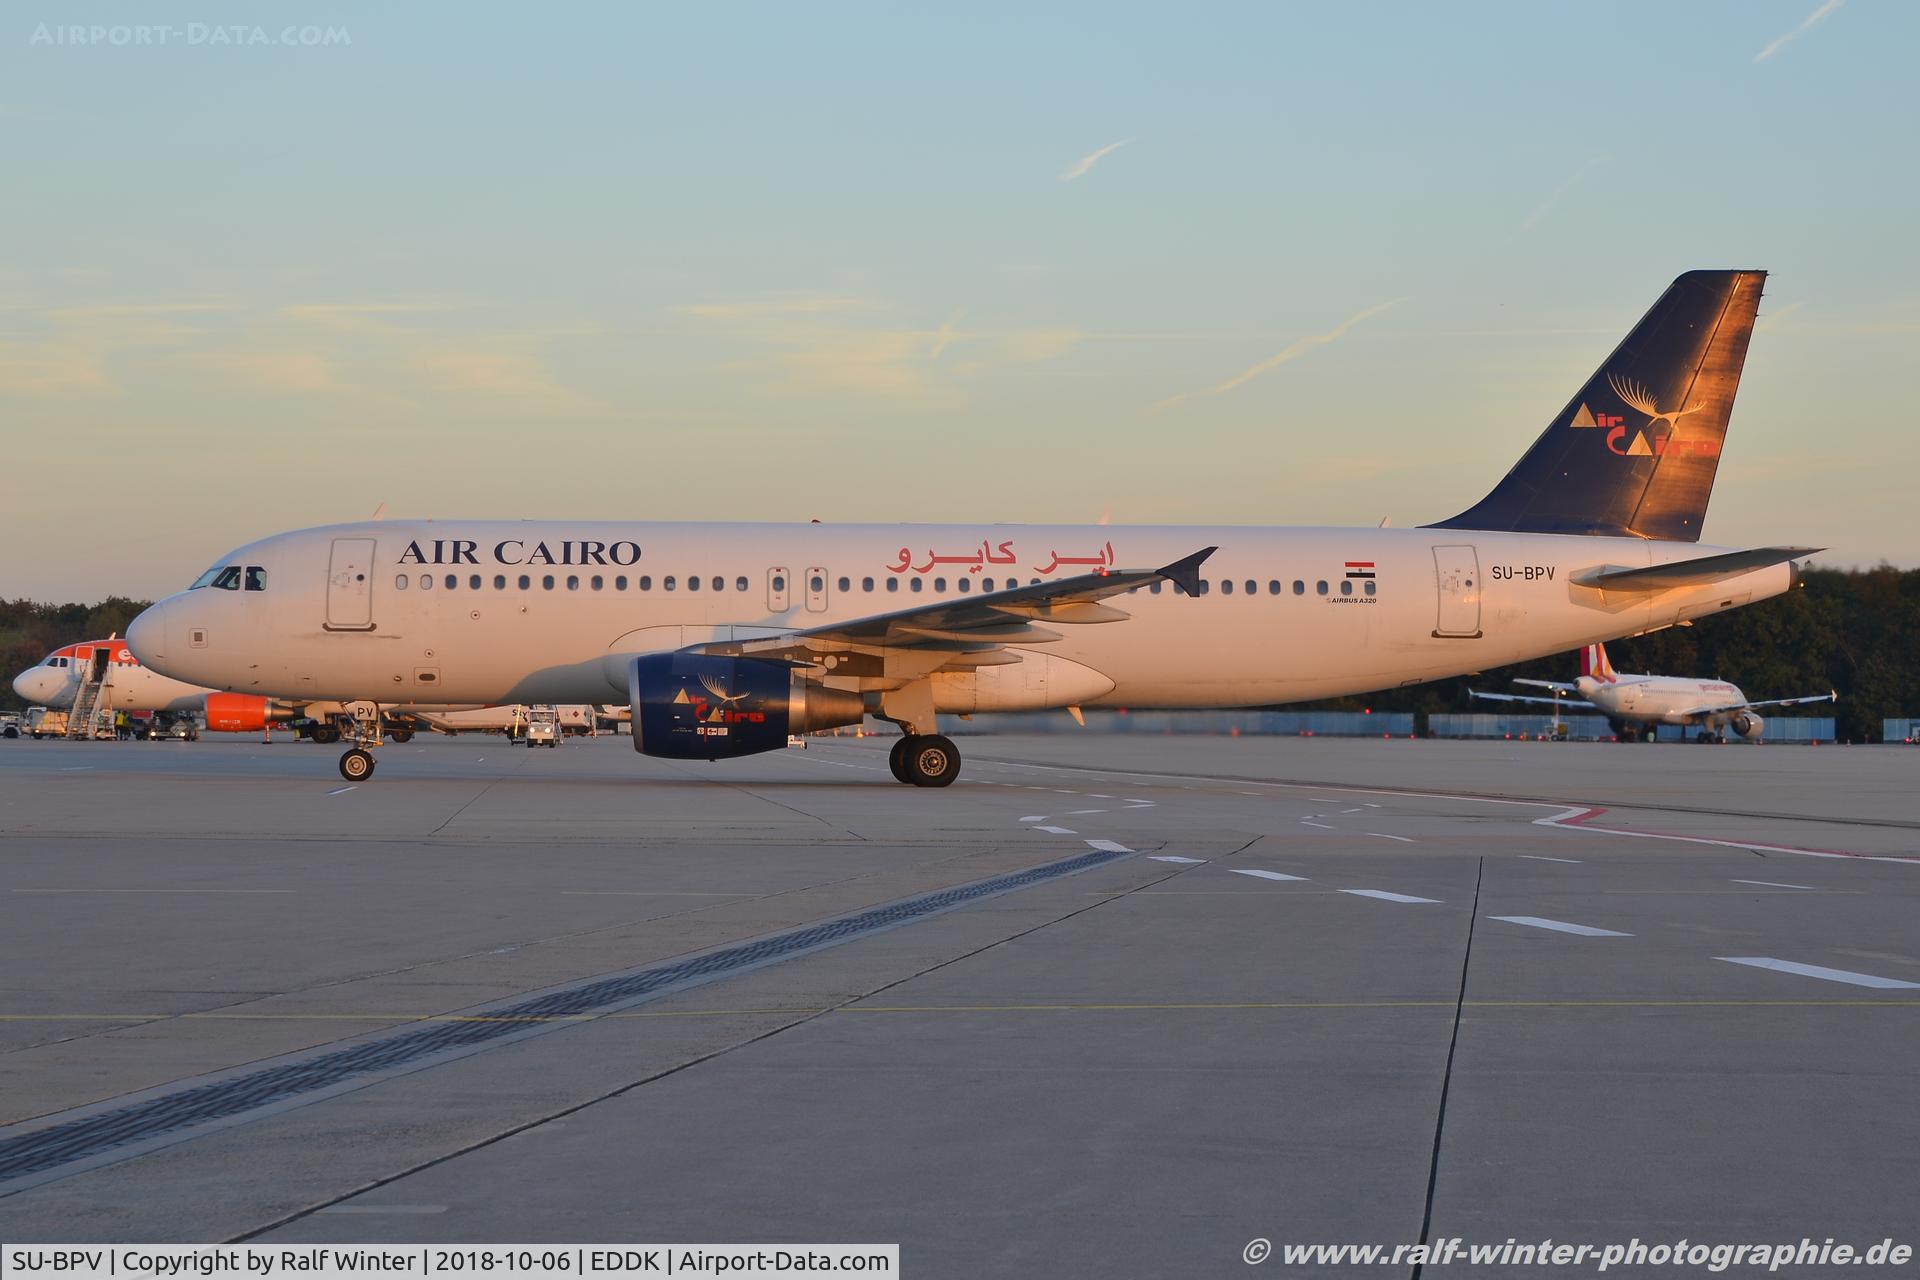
[4,567,1915,737]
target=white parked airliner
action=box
[128,270,1818,784]
[1471,642,1835,743]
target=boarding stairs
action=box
[65,667,112,739]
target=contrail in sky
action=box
[1754,0,1844,63]
[1059,139,1133,182]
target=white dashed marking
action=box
[1232,869,1310,882]
[1518,855,1582,863]
[1149,855,1206,864]
[1732,880,1817,890]
[1716,957,1920,990]
[1489,916,1631,937]
[1341,889,1441,904]
[1366,833,1415,843]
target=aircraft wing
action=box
[1571,546,1822,592]
[1470,689,1597,709]
[1513,678,1579,693]
[1675,690,1837,719]
[689,547,1217,677]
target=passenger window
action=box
[982,578,995,592]
[1293,580,1305,595]
[1245,579,1256,595]
[1222,580,1235,595]
[1365,581,1377,596]
[736,576,749,592]
[1150,581,1162,594]
[639,576,652,590]
[711,576,723,591]
[1316,580,1328,595]
[591,575,603,590]
[1268,580,1280,594]
[494,574,506,589]
[542,575,555,590]
[665,576,677,591]
[1340,580,1353,596]
[567,575,580,590]
[838,576,850,593]
[911,578,924,593]
[958,578,971,592]
[417,574,431,590]
[811,574,824,593]
[470,575,482,589]
[862,577,874,592]
[886,578,899,593]
[933,577,946,592]
[1198,580,1210,596]
[770,574,784,592]
[395,574,409,590]
[615,575,627,590]
[518,574,531,590]
[245,566,268,592]
[688,575,701,591]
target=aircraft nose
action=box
[126,604,170,668]
[11,668,66,704]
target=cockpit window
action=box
[210,566,243,591]
[190,566,222,590]
[245,566,267,592]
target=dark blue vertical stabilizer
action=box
[1430,270,1765,541]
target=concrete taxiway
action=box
[1,732,1916,1274]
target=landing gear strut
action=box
[337,703,384,781]
[889,733,961,787]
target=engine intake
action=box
[629,653,865,760]
[1730,712,1764,740]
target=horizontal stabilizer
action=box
[1573,546,1821,592]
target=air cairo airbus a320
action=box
[128,271,1818,785]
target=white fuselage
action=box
[1576,674,1748,727]
[127,520,1795,713]
[11,645,214,714]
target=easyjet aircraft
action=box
[10,638,298,734]
[129,270,1818,785]
[1471,641,1835,742]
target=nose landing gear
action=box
[336,703,385,781]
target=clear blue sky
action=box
[3,1,1912,598]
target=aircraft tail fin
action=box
[1430,270,1766,542]
[1579,643,1618,684]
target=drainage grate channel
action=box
[0,845,1129,1187]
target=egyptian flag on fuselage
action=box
[1344,561,1376,580]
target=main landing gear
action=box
[336,703,384,781]
[888,734,961,787]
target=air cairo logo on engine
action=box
[1569,374,1720,460]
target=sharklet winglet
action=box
[1156,546,1216,596]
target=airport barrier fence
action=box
[1883,719,1920,744]
[1428,713,1836,743]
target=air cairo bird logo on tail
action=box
[1568,373,1720,459]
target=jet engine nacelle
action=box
[1730,712,1764,740]
[629,653,865,760]
[202,693,298,733]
